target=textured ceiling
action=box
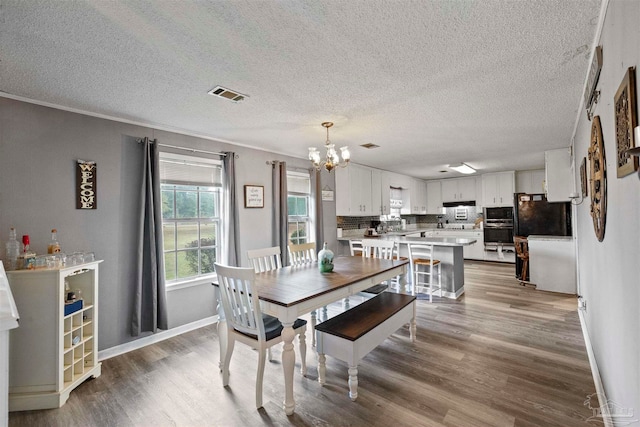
[0,0,602,179]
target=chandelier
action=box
[309,122,350,172]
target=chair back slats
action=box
[247,246,283,273]
[215,264,266,341]
[349,239,363,256]
[362,239,395,260]
[407,243,436,265]
[288,242,317,266]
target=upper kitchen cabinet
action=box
[372,169,390,216]
[441,177,477,203]
[545,148,573,202]
[482,171,515,207]
[516,169,546,194]
[426,180,442,214]
[335,164,373,216]
[400,179,427,215]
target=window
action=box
[287,171,311,245]
[160,152,222,283]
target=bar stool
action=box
[407,243,441,302]
[514,236,529,285]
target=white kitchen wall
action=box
[0,97,335,350]
[572,0,639,416]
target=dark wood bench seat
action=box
[315,292,416,401]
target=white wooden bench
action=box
[315,292,417,401]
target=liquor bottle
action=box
[17,235,36,270]
[4,227,20,271]
[48,229,61,254]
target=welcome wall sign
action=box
[76,160,97,209]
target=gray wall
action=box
[0,98,336,349]
[572,0,639,415]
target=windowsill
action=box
[166,274,217,292]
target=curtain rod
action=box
[138,138,226,157]
[157,143,226,157]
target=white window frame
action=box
[287,171,312,245]
[159,152,223,287]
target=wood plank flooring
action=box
[9,261,597,426]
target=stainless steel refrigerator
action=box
[514,193,572,279]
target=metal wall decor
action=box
[588,116,607,242]
[614,66,638,178]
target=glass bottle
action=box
[4,227,20,271]
[317,242,334,273]
[48,229,61,254]
[17,235,36,270]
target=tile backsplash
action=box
[337,206,483,230]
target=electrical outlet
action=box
[578,296,587,311]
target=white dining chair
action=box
[214,263,307,409]
[407,243,442,302]
[348,239,363,257]
[288,242,316,265]
[288,242,324,346]
[247,246,283,361]
[360,239,398,294]
[247,246,282,273]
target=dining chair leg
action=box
[438,264,442,298]
[267,348,273,362]
[222,336,235,386]
[317,353,326,385]
[310,310,317,348]
[256,347,267,408]
[298,329,307,376]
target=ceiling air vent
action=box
[207,86,248,102]
[360,143,380,149]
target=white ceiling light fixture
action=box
[448,162,476,174]
[309,122,350,172]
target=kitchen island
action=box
[338,234,476,299]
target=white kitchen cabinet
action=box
[7,261,102,411]
[482,171,515,207]
[412,179,427,214]
[379,171,390,215]
[335,164,374,216]
[516,169,546,194]
[441,177,477,203]
[426,180,442,214]
[545,148,573,202]
[371,169,383,216]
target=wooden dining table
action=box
[215,256,409,415]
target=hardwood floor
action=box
[9,261,597,426]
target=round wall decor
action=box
[588,115,607,242]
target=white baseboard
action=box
[578,309,613,427]
[442,287,464,300]
[98,315,218,361]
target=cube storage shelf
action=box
[6,261,102,411]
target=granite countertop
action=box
[527,235,574,242]
[338,234,477,246]
[338,225,482,240]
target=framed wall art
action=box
[614,66,638,178]
[244,185,264,208]
[580,157,588,198]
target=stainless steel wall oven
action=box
[483,207,514,245]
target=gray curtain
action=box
[222,152,240,266]
[133,137,168,336]
[310,168,324,253]
[272,161,289,266]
